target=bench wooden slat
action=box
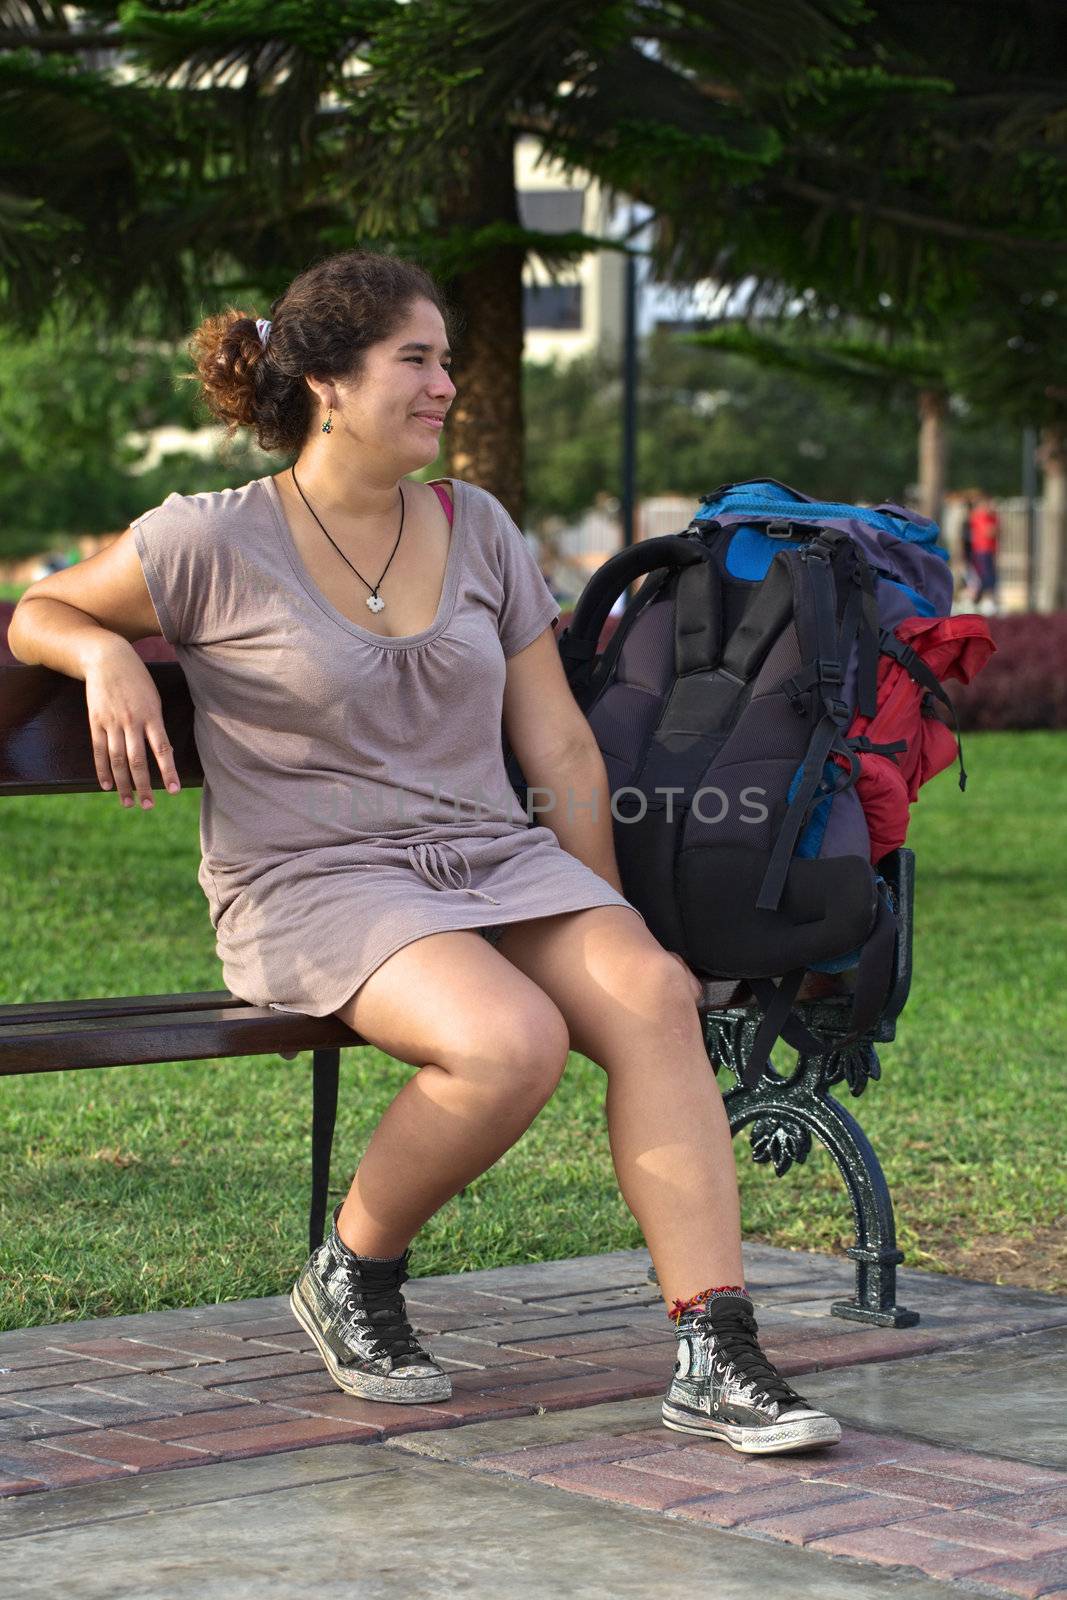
[0,661,202,794]
[0,1001,363,1074]
[0,990,247,1025]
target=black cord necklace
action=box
[290,467,405,615]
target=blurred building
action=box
[517,136,738,364]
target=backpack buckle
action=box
[818,659,844,685]
[784,677,809,716]
[766,519,804,539]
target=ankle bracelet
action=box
[668,1284,749,1323]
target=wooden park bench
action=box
[1,656,919,1326]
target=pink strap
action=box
[430,481,454,525]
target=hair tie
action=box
[255,318,272,350]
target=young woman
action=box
[10,250,840,1456]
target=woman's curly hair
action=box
[188,251,455,457]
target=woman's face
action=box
[328,297,456,475]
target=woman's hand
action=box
[84,637,182,809]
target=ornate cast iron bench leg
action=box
[646,1006,918,1328]
[712,1016,918,1328]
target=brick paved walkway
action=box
[2,1245,1065,1598]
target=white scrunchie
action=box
[255,317,272,349]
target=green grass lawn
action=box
[2,731,1064,1330]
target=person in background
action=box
[957,490,977,600]
[968,492,1001,615]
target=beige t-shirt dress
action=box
[131,474,646,1017]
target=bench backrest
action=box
[0,662,201,796]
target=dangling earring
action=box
[321,406,333,435]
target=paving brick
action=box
[613,1443,799,1492]
[401,1296,567,1336]
[172,1415,376,1461]
[117,1404,285,1441]
[604,1428,689,1451]
[808,1524,1005,1581]
[430,1311,639,1347]
[533,1460,715,1512]
[780,1429,915,1477]
[466,1272,636,1302]
[500,1327,675,1359]
[569,1344,675,1378]
[392,1393,540,1427]
[476,1369,662,1411]
[210,1370,337,1404]
[46,1339,224,1371]
[750,1314,866,1343]
[814,1462,1029,1509]
[191,1317,300,1340]
[425,1336,559,1369]
[74,1374,252,1417]
[402,1308,502,1335]
[801,1436,1064,1489]
[406,1290,543,1319]
[4,1389,181,1430]
[0,1477,45,1498]
[774,1332,946,1373]
[139,1331,293,1359]
[986,1487,1067,1528]
[36,1430,208,1472]
[446,1359,607,1393]
[0,1361,145,1395]
[231,1330,315,1354]
[0,1441,128,1491]
[265,1390,447,1434]
[670,1480,895,1530]
[511,1290,667,1315]
[467,1434,674,1478]
[741,1492,909,1545]
[0,1349,82,1373]
[0,1410,93,1441]
[893,1509,1067,1559]
[163,1352,324,1389]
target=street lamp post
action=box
[621,236,637,555]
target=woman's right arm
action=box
[8,530,183,809]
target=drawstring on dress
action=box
[405,841,501,907]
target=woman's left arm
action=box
[531,743,705,1007]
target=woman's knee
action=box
[597,946,699,1046]
[438,992,571,1107]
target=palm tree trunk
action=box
[917,387,948,525]
[1037,423,1067,612]
[440,130,526,525]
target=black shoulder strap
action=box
[559,531,708,696]
[740,878,899,1087]
[756,546,864,913]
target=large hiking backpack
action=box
[505,478,994,1088]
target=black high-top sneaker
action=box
[291,1211,452,1404]
[662,1293,841,1454]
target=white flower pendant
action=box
[366,594,385,614]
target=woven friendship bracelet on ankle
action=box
[668,1284,749,1323]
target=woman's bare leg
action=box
[328,930,572,1258]
[496,907,745,1308]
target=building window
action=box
[524,283,583,330]
[518,190,585,233]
